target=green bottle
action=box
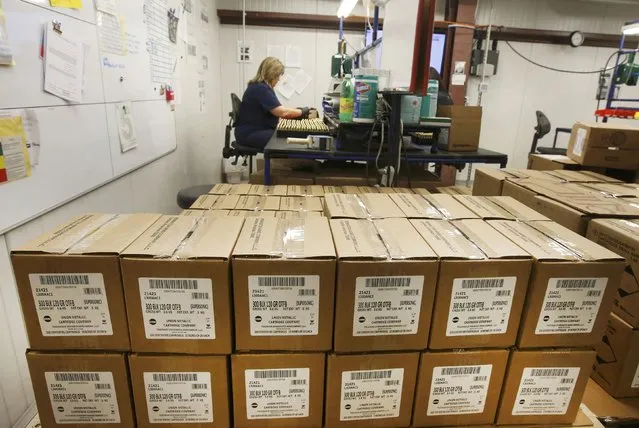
[339,75,354,122]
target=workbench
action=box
[262,133,509,185]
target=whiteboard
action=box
[0,0,182,233]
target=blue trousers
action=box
[235,128,275,151]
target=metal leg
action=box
[466,164,473,187]
[264,154,271,185]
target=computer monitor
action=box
[364,29,447,75]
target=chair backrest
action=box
[230,93,242,126]
[530,110,552,154]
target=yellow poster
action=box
[0,116,31,185]
[50,0,83,9]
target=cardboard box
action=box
[27,351,135,427]
[129,354,230,427]
[315,175,371,186]
[437,185,472,196]
[191,195,241,210]
[532,196,591,235]
[545,169,620,183]
[454,195,517,220]
[209,183,252,195]
[324,193,405,219]
[231,353,325,428]
[279,196,324,212]
[389,193,444,219]
[567,122,639,170]
[232,217,336,351]
[587,219,639,328]
[11,213,159,351]
[234,195,281,211]
[592,312,639,398]
[412,219,532,349]
[342,186,379,194]
[390,187,415,194]
[323,185,343,193]
[248,184,288,196]
[581,182,639,198]
[274,211,324,219]
[412,349,509,427]
[437,105,482,152]
[528,154,580,171]
[413,188,431,196]
[582,378,639,421]
[324,352,420,427]
[121,215,243,354]
[250,171,265,185]
[496,348,596,426]
[423,194,480,220]
[227,210,276,218]
[487,196,550,222]
[331,218,438,352]
[287,185,324,197]
[472,168,552,196]
[488,220,624,348]
[181,209,207,216]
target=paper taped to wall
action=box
[44,24,85,103]
[0,109,41,167]
[0,116,31,185]
[116,102,137,153]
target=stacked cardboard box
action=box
[11,213,160,427]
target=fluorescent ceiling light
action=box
[337,0,359,18]
[622,22,639,35]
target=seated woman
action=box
[235,57,314,151]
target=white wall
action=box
[0,1,223,426]
[469,0,639,169]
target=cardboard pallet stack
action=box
[10,186,628,427]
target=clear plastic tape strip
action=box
[280,218,306,259]
[353,194,372,219]
[374,221,406,260]
[66,214,122,253]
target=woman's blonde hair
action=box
[249,57,285,86]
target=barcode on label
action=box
[461,278,504,289]
[561,378,575,384]
[385,380,400,386]
[556,279,596,289]
[403,289,419,296]
[258,277,305,287]
[39,275,89,285]
[191,292,209,300]
[291,379,306,385]
[254,369,298,378]
[149,279,198,290]
[152,373,198,382]
[350,370,392,380]
[441,366,481,376]
[95,383,111,390]
[365,277,411,288]
[496,290,511,297]
[586,290,602,297]
[531,368,569,377]
[83,288,102,295]
[54,373,100,382]
[298,289,315,296]
[191,383,208,389]
[474,376,488,382]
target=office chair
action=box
[223,93,258,174]
[529,111,571,156]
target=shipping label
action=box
[45,371,120,424]
[30,273,112,336]
[245,368,310,419]
[512,367,580,415]
[139,278,215,340]
[144,372,213,423]
[353,276,424,336]
[248,275,319,336]
[340,368,404,421]
[447,277,516,336]
[427,365,492,416]
[536,278,607,335]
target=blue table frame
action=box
[263,134,508,185]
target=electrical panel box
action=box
[470,49,500,76]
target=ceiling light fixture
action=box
[337,0,359,18]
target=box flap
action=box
[410,219,485,259]
[527,221,623,261]
[424,194,479,219]
[374,218,437,259]
[487,196,550,221]
[287,185,324,197]
[227,210,276,218]
[17,213,160,255]
[454,196,515,220]
[322,186,343,193]
[578,171,622,183]
[487,220,580,261]
[591,218,639,238]
[235,196,281,211]
[275,211,322,219]
[122,216,195,258]
[544,170,612,183]
[180,210,205,217]
[358,193,405,218]
[279,196,324,212]
[390,193,443,219]
[211,195,241,210]
[233,217,335,259]
[412,188,431,196]
[324,193,368,218]
[174,216,244,259]
[248,184,288,196]
[209,183,251,195]
[452,219,530,259]
[580,183,639,198]
[330,219,414,260]
[203,210,231,217]
[530,154,579,165]
[189,194,219,210]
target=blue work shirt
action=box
[235,82,281,139]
